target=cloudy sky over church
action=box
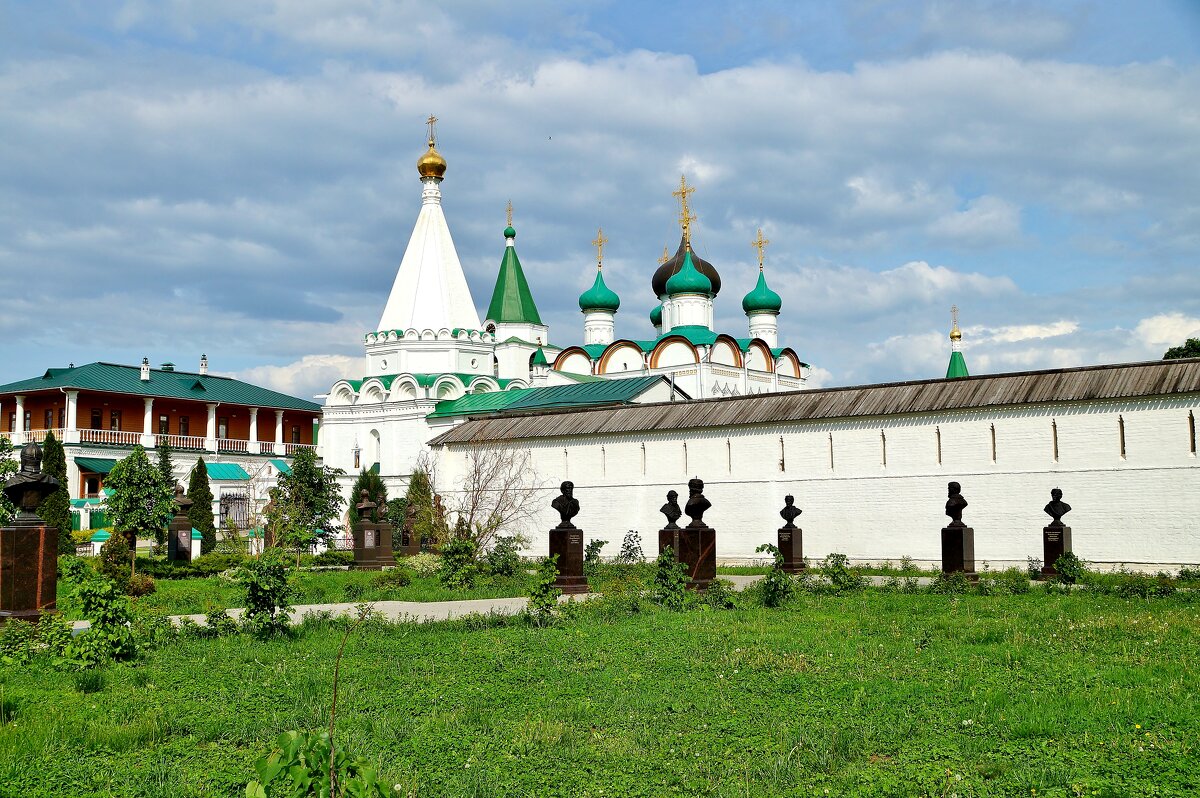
[2,1,1198,397]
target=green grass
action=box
[55,570,537,618]
[4,590,1198,796]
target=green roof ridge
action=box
[946,351,970,379]
[742,270,782,314]
[485,229,543,325]
[664,251,712,297]
[578,268,621,312]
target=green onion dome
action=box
[664,250,713,297]
[578,268,620,313]
[650,302,663,327]
[504,225,516,239]
[741,270,782,314]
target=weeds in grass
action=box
[526,556,562,626]
[652,546,689,610]
[617,530,645,564]
[820,553,867,594]
[753,543,794,607]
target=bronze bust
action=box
[550,481,580,529]
[3,440,60,517]
[945,481,967,526]
[684,478,711,527]
[1044,488,1072,525]
[779,495,802,529]
[659,490,682,529]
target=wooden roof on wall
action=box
[428,358,1200,446]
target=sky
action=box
[2,0,1199,398]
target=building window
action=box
[683,441,688,473]
[828,433,834,470]
[44,409,53,430]
[90,408,102,429]
[779,437,786,472]
[601,445,606,478]
[179,416,189,437]
[7,412,14,432]
[218,417,228,439]
[354,448,361,469]
[726,439,731,473]
[58,407,65,428]
[936,426,942,465]
[1051,419,1059,462]
[109,410,121,431]
[990,424,997,463]
[1118,415,1126,460]
[158,415,169,435]
[881,429,888,467]
[291,425,300,444]
[1189,411,1196,456]
[640,442,646,475]
[24,411,31,431]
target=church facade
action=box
[320,123,806,488]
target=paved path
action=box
[69,572,942,632]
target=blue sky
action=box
[2,1,1199,397]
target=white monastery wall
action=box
[433,396,1200,568]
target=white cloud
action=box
[926,196,1021,247]
[237,354,362,401]
[1134,313,1200,348]
[973,320,1078,344]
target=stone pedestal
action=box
[940,524,977,580]
[659,525,717,591]
[549,526,588,594]
[167,513,193,563]
[395,528,421,557]
[1041,524,1073,577]
[352,520,394,570]
[778,526,804,573]
[0,518,59,622]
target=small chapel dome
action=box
[664,250,713,297]
[650,302,663,327]
[742,270,782,314]
[417,143,447,179]
[652,236,722,297]
[579,268,621,313]
[504,225,517,239]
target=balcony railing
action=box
[158,434,208,451]
[4,427,319,457]
[78,428,144,447]
[218,438,250,454]
[283,442,318,455]
[3,428,67,446]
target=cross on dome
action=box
[672,175,697,245]
[426,114,438,146]
[752,228,770,271]
[506,199,513,227]
[592,227,608,268]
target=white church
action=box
[320,122,1200,569]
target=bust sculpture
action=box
[1044,488,1072,525]
[945,481,968,526]
[550,481,580,529]
[659,490,682,529]
[356,489,377,523]
[173,483,193,515]
[3,440,60,517]
[779,495,802,529]
[684,478,711,527]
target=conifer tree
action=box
[347,468,388,527]
[403,467,435,544]
[275,447,346,539]
[187,457,218,555]
[38,432,75,555]
[105,444,173,557]
[156,440,176,490]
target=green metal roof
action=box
[205,462,250,481]
[269,459,292,475]
[428,376,671,419]
[578,268,621,312]
[741,270,783,314]
[531,348,549,367]
[75,457,119,474]
[369,462,380,475]
[71,497,105,508]
[191,528,202,540]
[485,229,543,325]
[0,362,320,412]
[946,350,970,379]
[90,530,111,543]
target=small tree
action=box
[403,463,435,545]
[347,468,388,528]
[268,490,320,566]
[187,458,218,555]
[1163,338,1200,360]
[105,445,173,562]
[38,433,75,555]
[0,436,16,527]
[275,448,346,542]
[149,440,177,547]
[451,441,543,555]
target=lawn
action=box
[2,589,1197,797]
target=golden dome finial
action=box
[592,227,608,270]
[417,114,447,179]
[505,199,513,227]
[949,305,962,341]
[751,228,769,272]
[672,174,697,246]
[658,246,670,265]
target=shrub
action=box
[702,577,739,610]
[439,538,479,590]
[203,608,239,638]
[617,530,644,564]
[1055,552,1087,585]
[1027,556,1044,580]
[980,566,1032,595]
[127,573,156,597]
[485,535,523,578]
[371,569,412,590]
[131,610,176,650]
[134,551,246,580]
[58,554,94,583]
[399,552,441,577]
[98,535,132,592]
[821,553,866,594]
[526,555,562,626]
[65,578,136,668]
[237,547,295,639]
[928,571,972,595]
[0,620,38,665]
[584,539,607,567]
[652,546,690,611]
[1177,566,1200,582]
[754,543,795,608]
[302,550,354,568]
[246,730,393,798]
[899,555,916,573]
[37,614,74,657]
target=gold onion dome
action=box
[417,141,447,179]
[949,325,962,341]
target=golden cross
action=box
[751,228,769,271]
[672,174,697,244]
[658,246,670,265]
[506,200,513,227]
[951,305,960,329]
[426,114,438,146]
[592,227,608,268]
